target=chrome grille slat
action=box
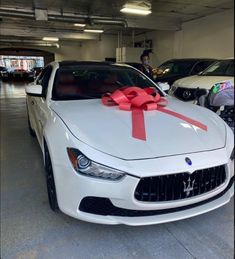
[135,165,226,202]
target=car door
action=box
[33,66,53,147]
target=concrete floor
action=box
[0,81,234,259]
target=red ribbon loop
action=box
[102,87,207,141]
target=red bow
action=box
[102,87,207,141]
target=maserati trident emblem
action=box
[185,157,192,165]
[183,177,195,197]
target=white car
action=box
[25,61,234,226]
[169,59,234,102]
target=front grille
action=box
[135,165,226,202]
[79,177,234,217]
[174,87,197,101]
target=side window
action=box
[127,70,156,88]
[191,61,213,75]
[38,66,53,97]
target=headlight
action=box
[230,148,234,161]
[67,148,126,180]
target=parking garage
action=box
[0,1,234,259]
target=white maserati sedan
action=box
[169,58,234,102]
[25,61,234,225]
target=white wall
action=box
[136,9,234,66]
[130,31,174,66]
[173,9,234,59]
[0,35,118,62]
[54,35,118,61]
[0,34,132,65]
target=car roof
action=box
[162,58,216,63]
[59,60,116,67]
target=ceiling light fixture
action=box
[120,7,151,15]
[84,29,104,33]
[42,37,59,41]
[120,2,152,15]
[74,23,86,27]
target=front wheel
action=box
[45,144,59,212]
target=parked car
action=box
[0,66,8,78]
[2,68,34,81]
[194,82,234,131]
[169,58,234,102]
[155,58,216,86]
[125,62,171,91]
[25,61,234,225]
[1,67,13,81]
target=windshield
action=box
[52,65,161,100]
[202,60,234,76]
[158,60,195,76]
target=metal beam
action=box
[0,21,100,40]
[0,7,181,31]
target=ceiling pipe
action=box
[0,8,34,19]
[91,19,128,27]
[0,42,58,47]
[49,15,128,27]
[0,39,59,48]
[0,38,48,43]
[0,7,128,27]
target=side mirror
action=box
[158,82,170,92]
[25,84,43,97]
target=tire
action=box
[27,114,36,137]
[44,143,59,212]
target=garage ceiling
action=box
[1,0,233,21]
[0,0,234,46]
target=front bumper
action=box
[77,179,234,225]
[52,147,234,225]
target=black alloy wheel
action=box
[45,143,59,212]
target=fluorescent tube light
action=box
[120,7,151,15]
[84,29,104,33]
[74,23,86,27]
[42,37,59,42]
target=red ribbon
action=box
[102,87,207,141]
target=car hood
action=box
[174,75,234,89]
[156,74,181,80]
[155,74,183,85]
[51,98,226,160]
